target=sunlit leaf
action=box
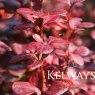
[12,82,41,95]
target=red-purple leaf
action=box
[44,54,54,64]
[51,40,68,49]
[48,8,67,15]
[77,46,90,56]
[27,60,43,71]
[69,43,77,53]
[26,42,37,53]
[52,56,59,65]
[47,81,68,95]
[10,42,26,54]
[15,22,34,30]
[71,53,84,66]
[10,53,33,63]
[69,18,82,29]
[26,42,42,53]
[79,22,94,28]
[38,45,54,54]
[54,49,66,56]
[12,82,41,95]
[29,72,39,86]
[43,15,59,25]
[33,10,47,18]
[57,0,71,6]
[17,8,34,14]
[32,34,43,42]
[0,41,11,54]
[69,0,85,4]
[90,30,95,40]
[23,14,35,23]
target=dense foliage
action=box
[0,0,95,95]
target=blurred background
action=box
[0,0,95,47]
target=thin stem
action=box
[38,53,47,92]
[40,66,47,92]
[40,27,44,40]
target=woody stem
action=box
[40,27,44,40]
[40,65,46,92]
